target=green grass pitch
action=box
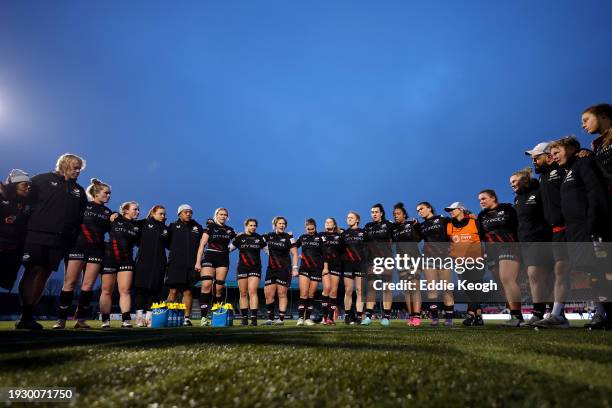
[0,321,610,407]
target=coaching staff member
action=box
[16,153,87,330]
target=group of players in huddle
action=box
[1,103,611,330]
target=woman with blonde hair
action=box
[340,211,366,324]
[99,201,141,328]
[195,207,236,326]
[53,178,113,329]
[17,153,87,330]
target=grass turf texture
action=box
[0,321,610,408]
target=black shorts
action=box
[551,228,569,262]
[298,268,322,282]
[264,266,291,287]
[485,244,520,269]
[342,261,364,279]
[237,265,262,280]
[165,266,198,289]
[0,243,23,290]
[22,242,66,272]
[102,259,134,274]
[67,246,105,264]
[521,243,554,268]
[202,251,230,268]
[328,269,342,277]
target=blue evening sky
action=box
[1,1,611,283]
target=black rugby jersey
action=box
[263,232,295,270]
[106,216,141,263]
[340,227,365,263]
[477,204,518,243]
[363,219,393,259]
[232,233,266,268]
[203,223,236,252]
[0,193,31,244]
[295,232,325,270]
[593,132,612,188]
[75,202,112,248]
[322,231,342,268]
[419,215,450,243]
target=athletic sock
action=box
[279,310,286,321]
[214,294,223,305]
[510,309,524,321]
[305,298,314,320]
[58,290,74,320]
[199,292,211,318]
[321,295,329,319]
[366,309,373,319]
[429,303,440,319]
[329,297,337,321]
[533,302,546,319]
[240,308,248,323]
[121,312,131,322]
[444,305,454,319]
[250,309,258,324]
[383,309,391,320]
[298,298,306,319]
[101,313,110,322]
[76,290,93,319]
[21,305,34,322]
[266,303,275,320]
[551,302,564,317]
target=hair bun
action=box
[91,178,101,184]
[394,202,405,209]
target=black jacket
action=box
[26,172,87,245]
[167,219,203,270]
[560,156,609,241]
[514,179,551,242]
[538,163,565,227]
[0,191,32,246]
[134,218,168,290]
[593,133,612,188]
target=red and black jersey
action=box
[74,202,112,249]
[363,220,393,260]
[392,219,421,258]
[322,231,342,268]
[232,233,266,268]
[203,223,236,253]
[0,193,31,245]
[263,232,295,270]
[106,216,141,263]
[340,227,365,263]
[295,232,325,270]
[477,204,519,243]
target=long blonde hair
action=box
[55,153,86,174]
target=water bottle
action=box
[592,235,608,258]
